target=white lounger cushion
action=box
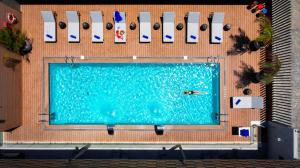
[41,11,56,42]
[66,11,80,42]
[90,11,103,42]
[211,12,224,43]
[163,12,175,43]
[114,11,126,43]
[232,96,263,109]
[139,12,151,43]
[187,12,200,43]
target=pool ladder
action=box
[214,113,228,122]
[207,56,220,63]
[65,56,76,66]
[38,113,48,123]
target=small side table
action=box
[243,88,252,95]
[232,127,239,135]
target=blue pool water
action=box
[49,63,220,125]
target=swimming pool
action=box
[49,63,220,125]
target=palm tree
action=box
[249,16,273,51]
[254,58,281,85]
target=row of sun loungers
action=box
[41,11,225,44]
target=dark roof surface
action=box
[0,159,300,168]
[15,0,251,5]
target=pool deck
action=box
[4,4,264,144]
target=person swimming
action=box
[183,90,200,95]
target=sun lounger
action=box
[66,11,80,42]
[41,11,56,42]
[231,96,264,109]
[114,11,126,43]
[211,12,224,43]
[163,12,175,43]
[187,12,200,43]
[139,12,151,43]
[90,11,103,42]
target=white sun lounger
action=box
[139,12,151,43]
[211,12,224,43]
[90,11,103,43]
[41,11,56,42]
[232,96,264,109]
[66,11,80,42]
[187,12,200,43]
[163,12,175,43]
[114,11,126,43]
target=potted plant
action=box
[252,58,281,85]
[249,40,262,51]
[256,16,273,47]
[0,25,32,56]
[250,17,272,51]
[19,38,32,55]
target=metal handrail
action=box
[168,144,186,165]
[68,144,91,163]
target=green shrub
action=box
[256,17,273,47]
[0,27,26,54]
[257,58,281,85]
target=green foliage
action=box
[256,17,273,47]
[0,27,26,54]
[259,58,281,84]
[235,58,282,88]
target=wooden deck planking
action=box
[4,4,262,143]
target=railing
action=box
[272,0,293,126]
[68,144,91,162]
[160,144,186,165]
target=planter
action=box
[251,8,258,13]
[129,22,136,30]
[59,21,66,29]
[106,22,113,30]
[176,23,184,30]
[19,40,32,55]
[82,22,90,29]
[153,23,160,30]
[224,24,231,31]
[249,41,261,51]
[256,13,264,18]
[243,88,252,95]
[200,24,208,31]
